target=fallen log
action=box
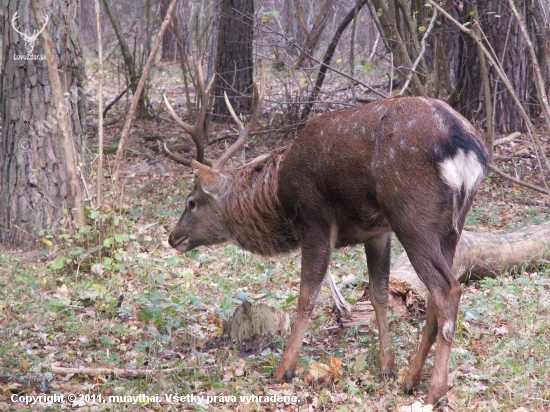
[333,222,550,328]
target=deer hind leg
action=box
[397,230,462,407]
[273,228,332,381]
[364,233,396,379]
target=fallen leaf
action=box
[398,401,433,411]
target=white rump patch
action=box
[439,149,484,194]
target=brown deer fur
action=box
[168,96,488,406]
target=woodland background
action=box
[0,0,549,410]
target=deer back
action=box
[277,96,487,247]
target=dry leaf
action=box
[305,356,342,387]
[53,284,70,299]
[398,401,433,412]
[330,356,342,381]
[398,366,408,383]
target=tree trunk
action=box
[333,223,550,329]
[454,0,546,134]
[0,0,87,247]
[161,0,176,61]
[212,0,254,120]
[80,0,97,44]
[294,0,336,68]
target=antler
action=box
[11,11,48,40]
[212,60,266,171]
[163,60,215,165]
[11,12,26,37]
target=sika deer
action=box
[164,62,488,406]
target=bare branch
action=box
[488,164,549,195]
[212,60,266,171]
[111,0,179,183]
[398,8,438,96]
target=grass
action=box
[1,182,549,411]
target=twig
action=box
[102,85,130,118]
[261,24,385,99]
[112,0,179,185]
[49,365,215,378]
[95,0,104,209]
[488,164,548,195]
[398,8,437,96]
[494,132,522,146]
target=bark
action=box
[454,0,545,134]
[0,0,87,246]
[334,223,550,329]
[161,0,176,61]
[32,0,86,227]
[224,301,290,343]
[80,0,97,44]
[212,0,254,120]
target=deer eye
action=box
[188,199,197,210]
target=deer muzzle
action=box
[168,232,190,252]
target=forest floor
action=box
[1,60,550,411]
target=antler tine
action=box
[162,142,192,167]
[163,93,195,135]
[223,91,245,131]
[164,93,205,163]
[213,60,266,171]
[11,12,25,36]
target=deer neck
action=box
[224,151,299,256]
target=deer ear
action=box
[192,160,226,195]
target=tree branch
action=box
[112,0,179,184]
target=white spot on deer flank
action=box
[407,118,416,128]
[320,129,324,136]
[361,127,366,134]
[392,122,400,132]
[434,113,446,132]
[439,149,484,194]
[352,122,357,129]
[419,97,433,106]
[388,148,395,159]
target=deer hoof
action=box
[382,369,398,381]
[273,367,295,382]
[402,381,418,395]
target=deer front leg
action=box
[273,234,332,381]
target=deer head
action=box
[11,11,48,54]
[164,60,265,251]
